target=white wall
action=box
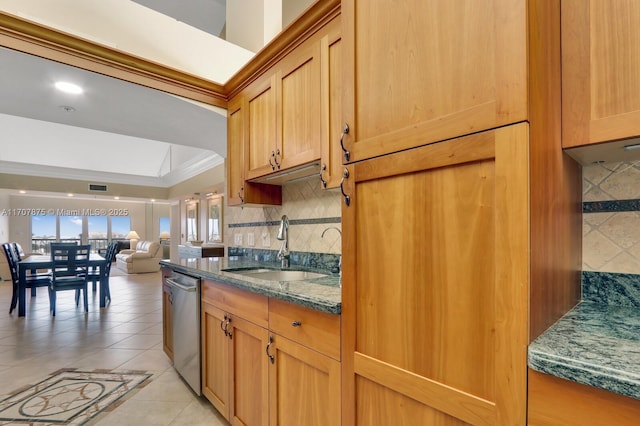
[0,193,9,244]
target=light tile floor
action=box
[0,269,228,426]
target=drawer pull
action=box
[291,321,302,327]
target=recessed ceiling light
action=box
[114,196,120,200]
[150,199,156,202]
[67,193,74,197]
[19,190,26,194]
[55,81,83,94]
[59,105,76,113]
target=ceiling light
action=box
[114,196,120,200]
[59,105,76,113]
[67,193,74,197]
[19,190,26,194]
[55,81,83,94]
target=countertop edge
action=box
[160,259,341,315]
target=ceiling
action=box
[0,0,252,196]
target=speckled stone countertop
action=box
[159,256,341,314]
[528,301,640,400]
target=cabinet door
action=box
[563,0,640,148]
[201,302,231,420]
[341,0,527,162]
[246,74,278,180]
[276,36,321,171]
[269,334,341,426]
[161,279,173,361]
[341,124,529,425]
[230,315,270,426]
[319,16,343,190]
[227,95,246,206]
[227,93,282,207]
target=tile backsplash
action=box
[583,161,640,273]
[225,178,342,255]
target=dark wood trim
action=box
[0,10,227,107]
[224,0,340,98]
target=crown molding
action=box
[0,10,227,107]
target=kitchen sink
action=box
[224,268,327,281]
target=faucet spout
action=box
[321,226,342,276]
[277,215,290,268]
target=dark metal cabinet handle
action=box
[220,314,227,335]
[340,123,350,162]
[269,151,276,170]
[291,321,301,327]
[340,168,351,206]
[275,149,281,169]
[238,186,244,204]
[319,163,327,188]
[266,335,275,364]
[226,316,232,339]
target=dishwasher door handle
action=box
[166,278,198,292]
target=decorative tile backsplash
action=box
[583,161,640,273]
[225,178,342,255]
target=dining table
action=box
[17,253,109,317]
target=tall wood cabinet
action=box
[340,0,582,424]
[340,0,528,163]
[161,267,173,361]
[341,125,529,425]
[562,0,640,148]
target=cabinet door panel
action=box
[231,315,270,426]
[246,74,277,179]
[342,0,527,162]
[269,335,341,426]
[320,17,343,189]
[562,0,640,147]
[341,124,529,425]
[277,39,321,170]
[201,302,230,420]
[227,96,245,206]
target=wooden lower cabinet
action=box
[528,369,640,426]
[269,334,341,426]
[201,280,341,425]
[161,268,173,361]
[341,123,530,425]
[201,302,230,418]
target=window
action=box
[31,215,56,254]
[111,216,131,241]
[59,215,82,243]
[88,216,108,253]
[159,217,170,237]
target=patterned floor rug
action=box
[0,368,152,425]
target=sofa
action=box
[115,240,162,273]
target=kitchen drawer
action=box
[201,279,268,328]
[269,298,340,360]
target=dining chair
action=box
[12,242,46,296]
[2,242,50,314]
[87,241,118,302]
[49,243,91,316]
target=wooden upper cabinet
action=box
[319,16,343,190]
[226,92,282,207]
[245,74,278,180]
[562,0,640,148]
[277,36,322,172]
[341,0,527,162]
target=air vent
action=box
[88,184,108,192]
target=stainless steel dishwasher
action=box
[166,271,201,395]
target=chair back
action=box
[51,244,91,283]
[99,241,118,279]
[2,243,19,284]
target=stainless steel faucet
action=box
[277,215,290,268]
[321,226,342,276]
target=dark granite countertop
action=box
[528,301,640,400]
[159,255,341,314]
